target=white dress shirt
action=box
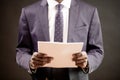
[47,0,71,43]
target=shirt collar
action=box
[47,0,71,9]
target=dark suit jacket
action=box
[16,0,104,80]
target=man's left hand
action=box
[72,51,88,68]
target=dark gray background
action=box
[0,0,120,80]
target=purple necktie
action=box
[52,4,69,80]
[54,4,63,42]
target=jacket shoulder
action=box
[23,1,42,11]
[78,0,96,9]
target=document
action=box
[38,41,83,68]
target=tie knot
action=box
[56,4,64,10]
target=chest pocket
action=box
[73,22,88,42]
[74,22,88,31]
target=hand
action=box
[30,52,53,69]
[72,51,88,68]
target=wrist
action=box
[81,62,89,74]
[29,60,37,73]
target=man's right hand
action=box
[30,52,53,69]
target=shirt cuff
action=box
[28,62,37,74]
[81,62,89,74]
[30,68,37,74]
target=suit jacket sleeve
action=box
[16,8,32,72]
[87,8,104,73]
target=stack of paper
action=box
[38,41,83,68]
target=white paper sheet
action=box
[38,41,83,68]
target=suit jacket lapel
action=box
[68,0,80,42]
[41,6,50,41]
[39,0,50,41]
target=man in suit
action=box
[16,0,104,80]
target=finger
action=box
[30,52,47,69]
[33,55,53,61]
[77,56,87,60]
[47,57,54,62]
[38,57,53,65]
[76,59,87,64]
[72,52,82,58]
[72,52,81,61]
[33,52,51,59]
[72,57,77,61]
[36,53,47,58]
[32,56,47,62]
[81,51,87,57]
[33,52,54,58]
[32,56,53,66]
[31,58,41,66]
[31,55,42,62]
[31,60,47,67]
[31,55,46,65]
[31,63,42,69]
[30,60,40,69]
[33,52,47,58]
[74,51,87,57]
[30,63,36,69]
[39,57,52,62]
[72,55,87,61]
[72,52,81,56]
[32,55,42,61]
[76,61,88,68]
[76,51,88,60]
[33,52,39,57]
[75,59,87,68]
[30,61,53,69]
